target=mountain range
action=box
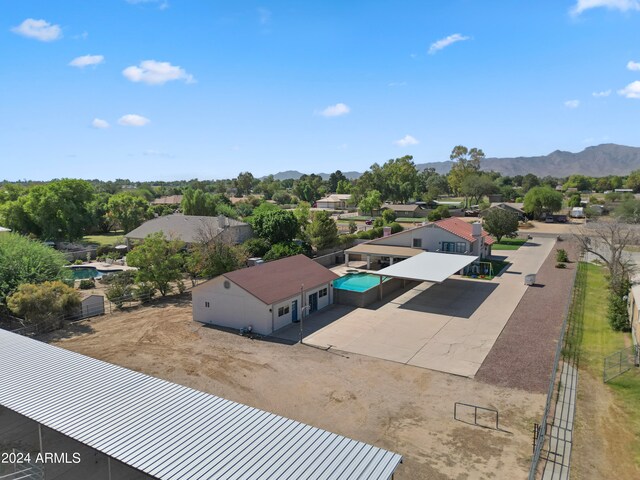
[268,144,640,180]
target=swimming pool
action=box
[333,273,389,292]
[68,266,124,280]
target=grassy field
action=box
[83,231,124,246]
[574,262,640,467]
[492,238,527,250]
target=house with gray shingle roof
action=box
[125,214,252,246]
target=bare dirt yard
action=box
[45,299,545,480]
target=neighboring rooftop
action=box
[0,329,402,480]
[216,254,339,305]
[125,214,249,244]
[319,194,352,201]
[151,195,183,205]
[382,204,420,212]
[434,217,495,245]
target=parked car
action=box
[464,209,480,217]
[364,218,373,225]
[545,215,554,223]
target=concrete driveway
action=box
[304,236,557,377]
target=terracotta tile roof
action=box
[434,217,495,245]
[222,255,339,305]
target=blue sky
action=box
[2,0,640,181]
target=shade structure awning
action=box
[371,251,478,283]
[0,329,402,480]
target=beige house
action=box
[316,194,352,210]
[345,218,494,268]
[192,255,339,335]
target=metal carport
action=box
[0,329,402,480]
[372,252,478,283]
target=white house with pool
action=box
[192,255,338,335]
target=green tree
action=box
[263,241,307,260]
[107,193,149,233]
[251,210,300,244]
[293,174,326,203]
[272,190,292,205]
[328,170,347,192]
[126,232,185,296]
[358,190,382,216]
[614,199,640,223]
[24,179,95,240]
[381,209,396,224]
[625,169,640,192]
[567,193,582,208]
[461,174,497,206]
[0,233,70,304]
[234,171,255,196]
[521,173,541,193]
[447,146,484,206]
[181,188,217,215]
[7,281,80,327]
[243,237,271,257]
[336,179,352,194]
[294,201,311,232]
[88,193,115,233]
[483,209,519,242]
[188,240,247,278]
[523,186,563,219]
[308,211,339,250]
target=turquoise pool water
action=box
[333,273,389,292]
[68,266,124,280]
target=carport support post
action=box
[38,424,43,454]
[366,255,371,269]
[108,457,112,480]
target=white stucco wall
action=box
[192,276,272,334]
[193,278,334,335]
[369,225,472,253]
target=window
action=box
[442,241,466,253]
[278,305,290,317]
[319,288,328,298]
[412,238,422,248]
[204,301,210,308]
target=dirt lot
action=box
[46,299,544,480]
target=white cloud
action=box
[319,103,350,117]
[126,0,169,8]
[394,135,419,147]
[428,33,470,54]
[564,99,580,108]
[618,80,640,98]
[571,0,640,15]
[69,55,104,68]
[258,7,272,25]
[627,60,640,71]
[118,114,150,126]
[11,19,62,42]
[91,118,110,129]
[122,60,195,85]
[592,89,611,97]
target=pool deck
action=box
[305,237,557,377]
[72,262,137,272]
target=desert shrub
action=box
[373,217,384,228]
[263,241,307,260]
[348,220,357,234]
[74,259,84,265]
[7,281,80,327]
[389,222,404,234]
[556,249,569,263]
[607,293,630,331]
[134,282,156,301]
[79,279,95,290]
[555,263,567,269]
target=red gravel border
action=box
[475,238,580,393]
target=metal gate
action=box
[603,345,639,383]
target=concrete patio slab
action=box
[304,236,557,377]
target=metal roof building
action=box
[0,329,402,479]
[372,252,478,284]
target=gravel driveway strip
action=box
[475,239,581,393]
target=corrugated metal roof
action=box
[0,329,401,480]
[372,252,478,283]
